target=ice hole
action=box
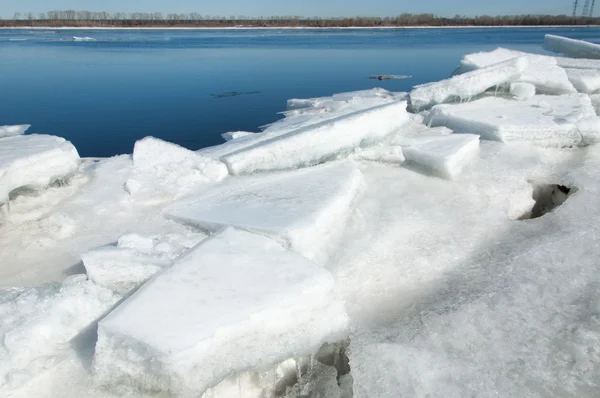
[520,183,576,220]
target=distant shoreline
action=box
[1,25,599,30]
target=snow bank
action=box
[0,276,118,392]
[82,232,204,295]
[425,94,596,147]
[544,34,600,59]
[409,57,528,111]
[222,101,408,175]
[458,48,575,95]
[125,137,228,203]
[94,228,348,396]
[165,161,364,265]
[0,134,80,204]
[509,82,536,99]
[0,124,30,138]
[565,68,600,94]
[403,134,480,179]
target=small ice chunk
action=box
[0,134,80,204]
[351,146,405,164]
[94,228,349,397]
[124,137,228,203]
[221,131,255,142]
[577,117,600,145]
[0,124,30,138]
[565,68,600,94]
[458,48,575,94]
[82,247,171,295]
[409,57,528,111]
[544,34,600,59]
[165,161,365,265]
[509,82,536,100]
[222,101,409,175]
[82,232,205,294]
[425,94,596,147]
[403,134,480,179]
[0,278,118,391]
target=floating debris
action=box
[368,75,411,81]
[210,91,260,99]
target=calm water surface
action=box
[1,27,600,157]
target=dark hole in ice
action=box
[519,183,576,220]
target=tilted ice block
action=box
[425,94,596,147]
[165,161,365,266]
[402,134,480,179]
[0,276,118,391]
[199,89,404,162]
[82,232,205,294]
[544,35,600,59]
[222,101,409,175]
[544,34,600,59]
[0,134,80,204]
[565,68,600,94]
[409,57,528,111]
[125,137,228,203]
[0,124,30,138]
[509,82,536,100]
[458,48,575,95]
[94,228,349,397]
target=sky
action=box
[0,0,576,19]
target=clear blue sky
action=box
[1,0,575,19]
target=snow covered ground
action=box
[2,34,600,397]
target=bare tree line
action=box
[2,10,599,27]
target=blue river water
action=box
[1,27,600,157]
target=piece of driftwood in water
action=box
[210,91,260,99]
[368,75,412,80]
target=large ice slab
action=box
[82,232,205,295]
[124,137,228,203]
[94,228,349,396]
[544,34,600,59]
[458,48,575,95]
[0,276,118,392]
[165,161,364,265]
[409,57,528,111]
[222,101,408,175]
[0,134,80,204]
[0,124,30,138]
[403,134,480,179]
[425,94,596,147]
[198,89,405,163]
[565,68,600,94]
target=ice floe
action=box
[94,228,348,396]
[165,161,364,265]
[425,94,596,147]
[0,134,80,205]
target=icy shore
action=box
[2,34,600,397]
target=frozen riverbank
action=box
[2,34,600,397]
